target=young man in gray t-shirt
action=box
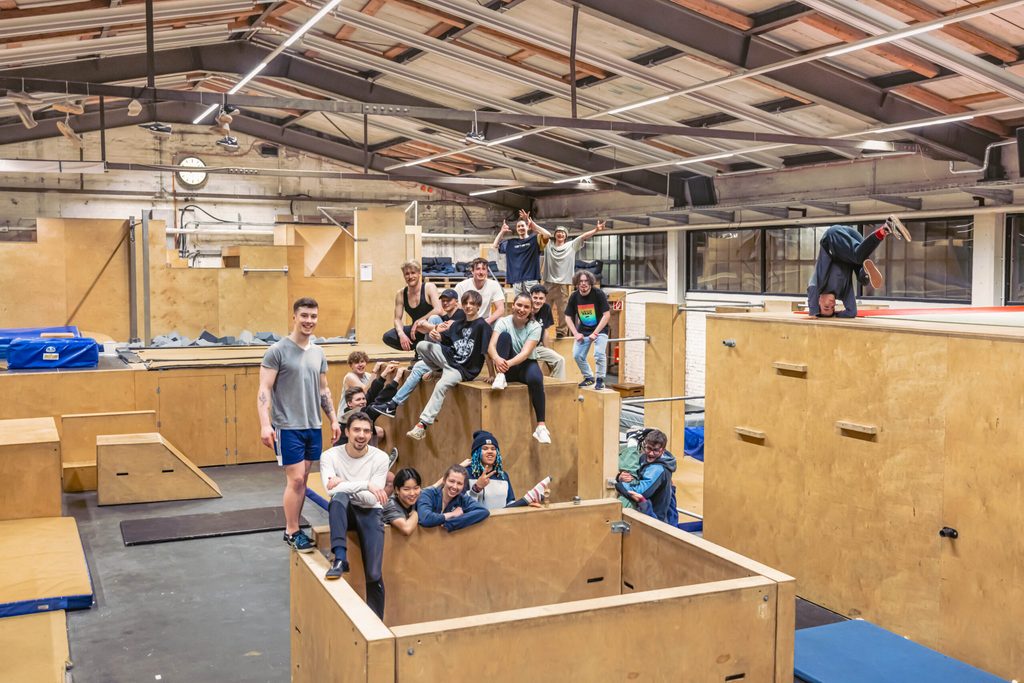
[258,297,340,553]
[524,211,605,337]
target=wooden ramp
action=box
[60,410,157,492]
[0,611,70,683]
[96,433,222,506]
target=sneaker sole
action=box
[887,215,912,241]
[291,545,316,554]
[324,573,342,581]
[863,259,883,289]
[408,432,426,440]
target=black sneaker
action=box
[373,400,398,418]
[578,378,595,388]
[139,121,172,137]
[287,530,316,553]
[325,558,349,580]
[388,448,399,470]
[595,378,605,390]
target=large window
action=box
[1006,214,1024,304]
[577,232,666,289]
[689,218,972,302]
[688,229,762,293]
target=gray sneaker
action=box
[388,448,399,470]
[407,423,427,440]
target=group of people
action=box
[372,212,613,447]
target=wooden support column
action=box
[354,207,417,342]
[577,387,620,499]
[644,302,686,454]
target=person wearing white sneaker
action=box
[463,431,551,510]
[808,217,911,319]
[488,293,550,444]
[405,290,491,440]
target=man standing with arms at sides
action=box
[491,215,541,295]
[383,261,442,352]
[525,212,605,337]
[258,297,341,553]
[455,258,505,325]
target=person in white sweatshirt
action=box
[319,411,389,618]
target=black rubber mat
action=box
[796,596,847,630]
[120,507,310,546]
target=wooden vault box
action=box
[291,500,794,682]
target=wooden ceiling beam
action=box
[873,0,1018,63]
[471,26,607,78]
[801,14,941,78]
[948,91,1008,106]
[334,0,386,40]
[386,0,466,28]
[899,83,1010,136]
[667,0,753,30]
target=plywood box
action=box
[0,417,61,520]
[60,410,158,491]
[292,500,794,683]
[704,312,1024,680]
[96,432,221,506]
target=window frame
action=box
[576,231,668,290]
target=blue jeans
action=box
[392,360,432,405]
[328,493,384,618]
[573,332,608,380]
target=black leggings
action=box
[382,325,424,352]
[495,331,546,422]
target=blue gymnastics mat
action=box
[795,620,1008,683]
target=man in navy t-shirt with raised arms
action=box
[491,209,541,295]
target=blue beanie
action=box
[471,430,499,453]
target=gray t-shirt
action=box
[382,495,414,524]
[261,337,328,430]
[544,236,585,284]
[494,315,542,360]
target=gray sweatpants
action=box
[416,341,464,426]
[533,345,565,379]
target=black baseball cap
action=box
[440,288,459,300]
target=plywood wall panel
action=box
[0,218,67,328]
[63,219,130,340]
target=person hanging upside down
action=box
[808,216,911,318]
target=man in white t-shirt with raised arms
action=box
[527,215,605,337]
[455,257,505,325]
[320,411,390,618]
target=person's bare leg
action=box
[283,460,311,535]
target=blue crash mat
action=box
[795,620,1007,683]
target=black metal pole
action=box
[99,96,107,163]
[363,113,369,173]
[145,0,155,89]
[569,4,579,119]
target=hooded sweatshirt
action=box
[417,486,490,532]
[615,451,678,524]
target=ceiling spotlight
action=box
[127,99,143,117]
[57,117,83,149]
[14,102,36,130]
[52,100,85,116]
[139,122,172,137]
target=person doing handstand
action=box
[808,216,911,318]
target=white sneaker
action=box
[533,424,551,444]
[492,373,507,390]
[407,423,427,440]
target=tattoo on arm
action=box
[320,387,336,421]
[258,391,268,406]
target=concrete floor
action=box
[65,462,326,683]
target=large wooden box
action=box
[0,417,61,520]
[291,499,794,682]
[704,312,1024,679]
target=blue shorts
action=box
[274,428,323,467]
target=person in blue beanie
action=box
[464,430,550,511]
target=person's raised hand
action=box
[476,471,492,490]
[596,220,606,231]
[518,209,531,222]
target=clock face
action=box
[176,156,207,187]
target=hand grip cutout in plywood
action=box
[773,360,808,378]
[734,426,766,443]
[836,420,879,441]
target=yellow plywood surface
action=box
[156,373,228,467]
[59,410,157,464]
[291,552,394,683]
[0,517,91,607]
[704,313,1024,680]
[0,218,67,329]
[64,218,131,340]
[644,303,686,454]
[577,386,619,499]
[391,578,783,683]
[354,207,415,342]
[62,461,97,492]
[0,611,69,683]
[341,501,621,627]
[96,432,221,505]
[0,417,61,520]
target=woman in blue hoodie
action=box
[464,430,549,511]
[417,464,489,532]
